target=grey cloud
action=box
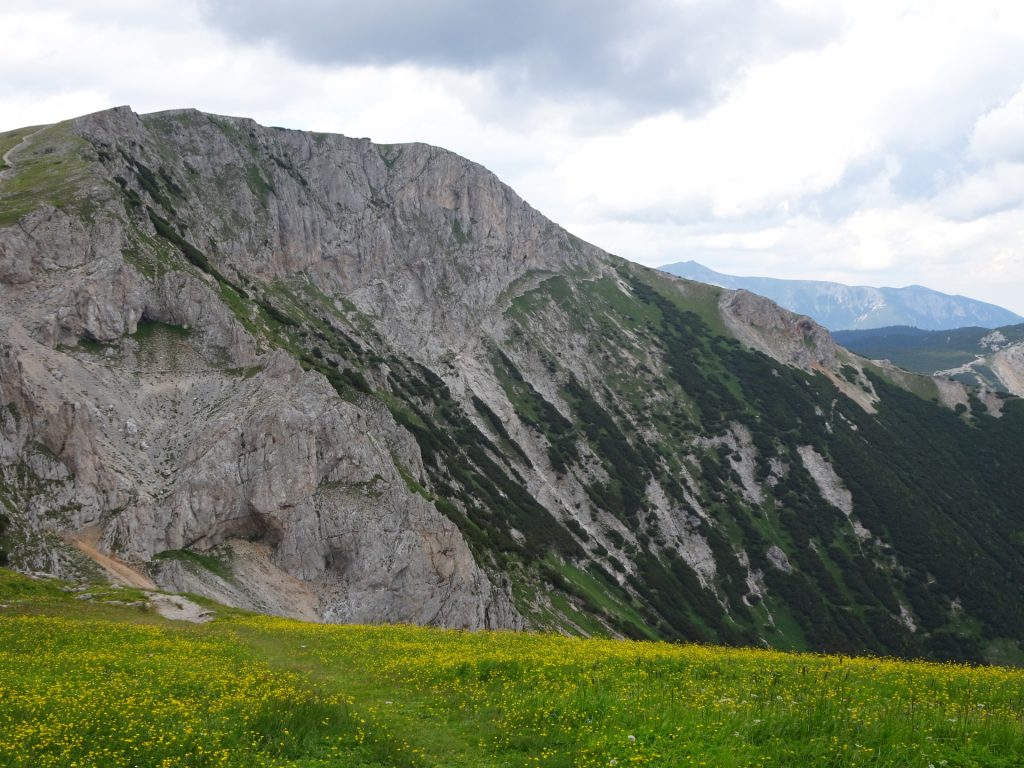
[199,0,840,114]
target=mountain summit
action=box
[2,107,1024,662]
[660,260,1023,331]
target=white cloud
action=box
[551,3,1024,223]
[970,86,1024,163]
[1,0,1023,314]
[934,162,1024,220]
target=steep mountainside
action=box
[835,324,1024,396]
[2,107,1024,662]
[661,260,1023,331]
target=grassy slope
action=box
[2,570,1023,768]
[0,122,100,227]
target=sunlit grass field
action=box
[1,569,1022,767]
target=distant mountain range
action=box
[659,261,1023,331]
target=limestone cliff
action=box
[2,107,1023,662]
[0,107,531,628]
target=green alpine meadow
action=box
[3,569,1024,767]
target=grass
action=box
[549,558,659,641]
[246,164,275,207]
[391,454,433,501]
[0,123,99,227]
[452,218,470,244]
[151,548,232,580]
[2,568,1024,767]
[118,222,182,279]
[131,318,192,341]
[624,261,730,338]
[864,360,942,402]
[0,126,46,165]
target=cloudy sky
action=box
[3,1,1024,313]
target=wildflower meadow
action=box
[1,569,1022,767]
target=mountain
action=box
[660,260,1023,331]
[2,107,1024,663]
[835,324,1024,396]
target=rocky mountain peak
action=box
[2,107,1023,662]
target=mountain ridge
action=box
[660,259,1023,331]
[2,106,1023,662]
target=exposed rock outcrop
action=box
[0,281,517,628]
[992,343,1024,397]
[721,289,838,371]
[3,106,1022,660]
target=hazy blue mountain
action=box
[659,260,1023,331]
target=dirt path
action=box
[70,534,216,622]
[0,126,47,182]
[70,535,159,590]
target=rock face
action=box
[720,289,881,411]
[0,312,517,626]
[992,343,1024,397]
[3,107,1024,662]
[68,106,602,356]
[721,289,840,371]
[0,108,529,628]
